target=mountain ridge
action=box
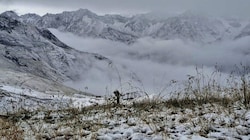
[12,9,249,44]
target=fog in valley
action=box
[50,29,250,96]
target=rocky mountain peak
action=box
[0,13,21,33]
[0,11,19,19]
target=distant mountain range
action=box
[11,9,249,44]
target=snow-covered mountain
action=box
[0,11,112,83]
[20,9,247,44]
[20,9,137,44]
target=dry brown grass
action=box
[0,117,23,140]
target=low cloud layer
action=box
[50,29,250,96]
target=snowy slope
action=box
[0,11,113,114]
[0,84,104,114]
[0,67,105,115]
[0,11,113,83]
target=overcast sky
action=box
[0,0,249,18]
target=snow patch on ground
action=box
[0,84,104,114]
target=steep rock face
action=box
[0,14,21,33]
[0,12,111,82]
[20,9,245,44]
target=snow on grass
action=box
[0,84,104,114]
[1,85,52,98]
[1,97,248,140]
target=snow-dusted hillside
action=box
[20,9,248,44]
[0,11,113,82]
[0,10,120,115]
